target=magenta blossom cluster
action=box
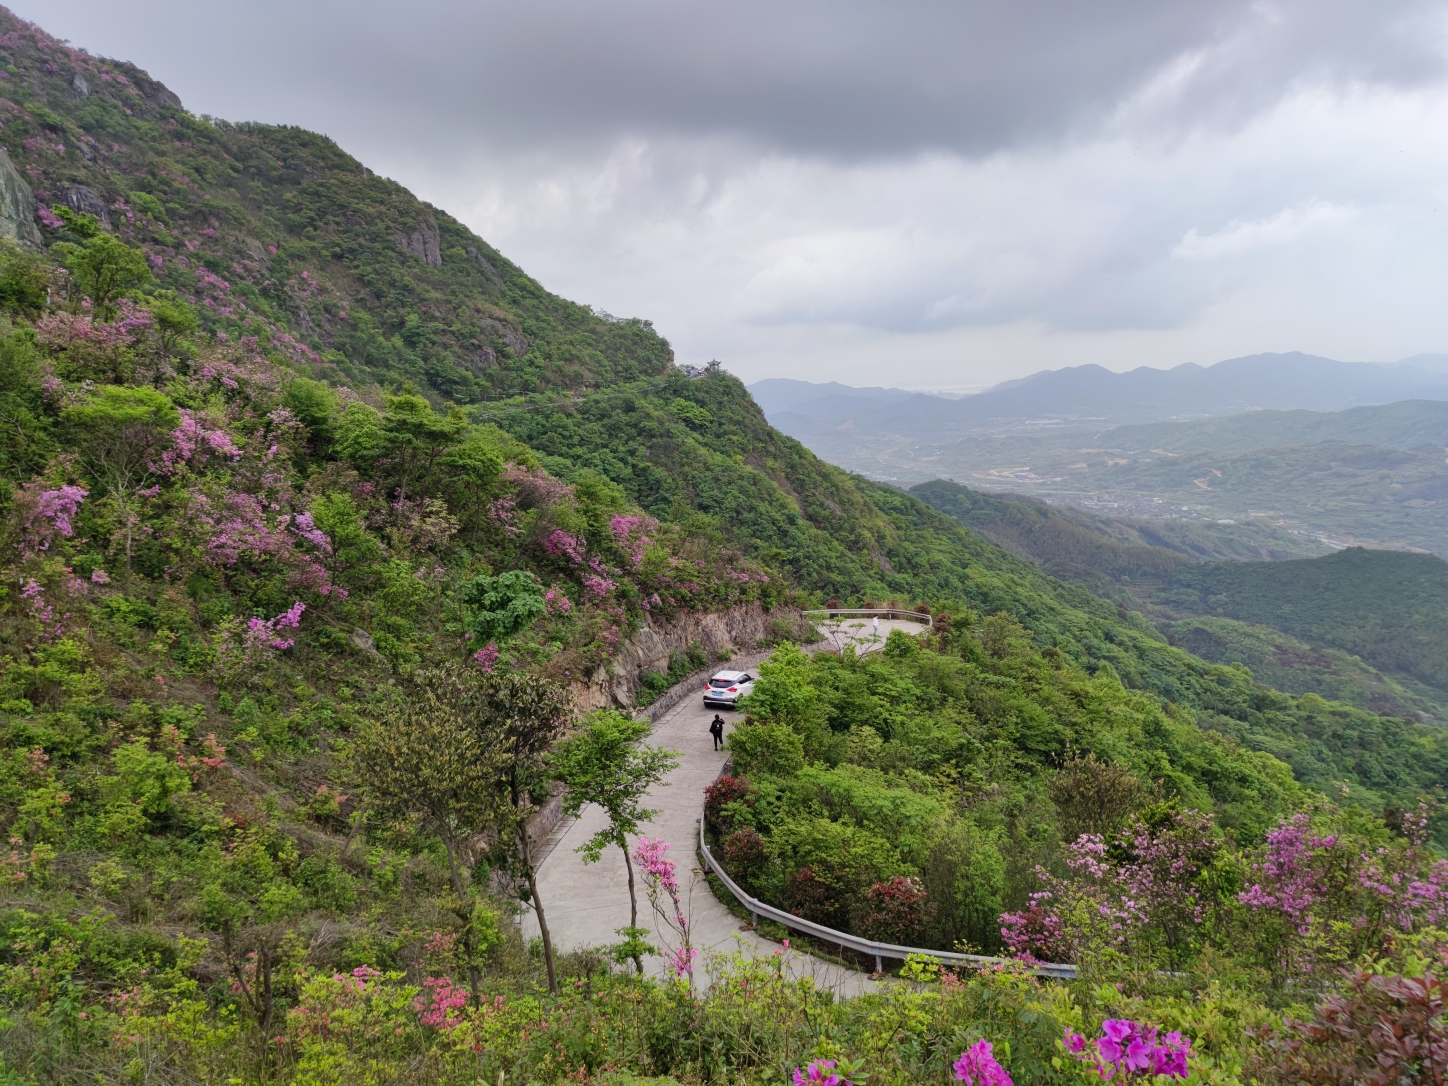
[634,836,695,979]
[1002,807,1219,964]
[501,462,573,508]
[544,528,588,566]
[472,642,499,672]
[21,485,89,552]
[246,601,305,651]
[1064,1020,1190,1081]
[290,512,332,554]
[954,1040,1013,1086]
[161,411,242,473]
[609,513,657,568]
[1237,813,1336,933]
[792,1060,849,1086]
[413,976,468,1031]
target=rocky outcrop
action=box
[113,62,183,113]
[465,245,503,284]
[60,184,110,229]
[480,318,527,359]
[570,603,811,712]
[0,150,42,249]
[71,72,90,99]
[393,216,442,268]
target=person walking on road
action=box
[709,714,725,751]
[873,615,880,637]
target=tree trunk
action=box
[518,822,558,994]
[622,839,643,974]
[118,490,134,584]
[441,830,483,1007]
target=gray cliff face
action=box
[60,184,111,228]
[570,603,812,712]
[393,216,442,268]
[0,149,43,249]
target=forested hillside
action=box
[916,479,1448,722]
[2,9,1447,1084]
[1159,548,1448,695]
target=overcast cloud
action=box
[16,0,1448,386]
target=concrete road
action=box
[523,620,926,995]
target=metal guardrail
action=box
[697,816,1076,980]
[803,608,934,629]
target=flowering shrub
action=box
[16,483,87,553]
[1063,1020,1190,1080]
[413,976,469,1031]
[160,411,241,473]
[1237,809,1448,980]
[954,1039,1013,1086]
[634,837,696,982]
[1001,805,1222,967]
[793,1059,851,1086]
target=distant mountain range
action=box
[754,352,1448,439]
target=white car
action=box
[703,670,755,709]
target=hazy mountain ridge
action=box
[762,382,1448,556]
[754,353,1448,440]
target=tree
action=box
[55,232,151,318]
[349,671,511,1005]
[146,291,199,364]
[549,711,680,971]
[470,670,571,994]
[62,386,179,579]
[0,245,52,316]
[455,570,546,647]
[336,392,468,510]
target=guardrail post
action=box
[751,909,758,927]
[875,954,883,975]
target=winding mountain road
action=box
[522,617,927,995]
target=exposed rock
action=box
[462,346,498,372]
[60,184,110,229]
[465,245,502,281]
[350,627,385,662]
[0,149,43,249]
[392,216,441,268]
[292,299,316,339]
[243,240,271,270]
[480,318,527,359]
[113,62,182,113]
[569,602,811,712]
[71,72,89,99]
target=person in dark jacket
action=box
[709,714,725,751]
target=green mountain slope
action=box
[2,12,1448,1079]
[915,479,1448,721]
[1159,548,1448,694]
[0,13,670,402]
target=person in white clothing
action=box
[873,615,879,636]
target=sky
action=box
[15,0,1448,388]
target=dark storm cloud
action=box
[20,0,1448,159]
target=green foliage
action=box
[550,710,679,864]
[0,15,1439,1081]
[456,570,547,644]
[54,231,151,316]
[1161,547,1448,694]
[0,246,50,316]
